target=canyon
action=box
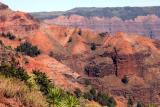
[31,7,160,39]
[0,2,160,106]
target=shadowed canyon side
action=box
[31,7,160,39]
[0,2,160,107]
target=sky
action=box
[1,0,160,12]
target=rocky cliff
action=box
[0,2,160,106]
[31,7,160,39]
[44,15,160,39]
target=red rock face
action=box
[44,15,160,39]
[0,8,40,37]
[0,3,160,106]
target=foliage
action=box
[74,88,82,98]
[107,97,117,107]
[91,43,96,51]
[33,70,80,107]
[146,103,157,107]
[83,88,117,107]
[33,70,53,95]
[99,32,108,37]
[0,63,29,81]
[65,95,79,107]
[84,78,91,85]
[84,91,94,101]
[0,40,3,45]
[68,37,72,43]
[121,75,129,84]
[96,91,109,106]
[48,87,63,106]
[1,32,16,40]
[136,102,145,107]
[128,96,133,107]
[16,41,41,57]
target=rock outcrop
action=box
[0,2,160,106]
[44,15,160,39]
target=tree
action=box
[16,42,41,57]
[91,43,96,51]
[121,75,129,84]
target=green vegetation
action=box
[74,88,82,98]
[128,97,133,107]
[84,78,91,85]
[0,63,29,81]
[1,32,16,40]
[68,37,72,43]
[16,41,41,57]
[33,70,52,95]
[121,75,129,84]
[99,32,108,37]
[0,63,80,107]
[84,88,117,107]
[91,43,96,51]
[0,76,48,107]
[146,103,157,107]
[33,70,80,107]
[136,102,145,107]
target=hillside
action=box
[0,2,160,107]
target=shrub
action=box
[6,32,16,40]
[90,88,97,100]
[128,97,133,107]
[68,37,72,43]
[0,40,3,45]
[84,78,91,85]
[84,91,94,101]
[1,32,16,40]
[99,32,108,37]
[16,42,41,57]
[0,63,29,81]
[146,103,157,107]
[32,70,80,107]
[107,97,117,107]
[136,102,144,107]
[121,75,129,84]
[83,88,117,107]
[91,43,96,51]
[33,70,53,95]
[74,88,82,98]
[48,87,62,106]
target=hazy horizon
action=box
[1,0,160,12]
